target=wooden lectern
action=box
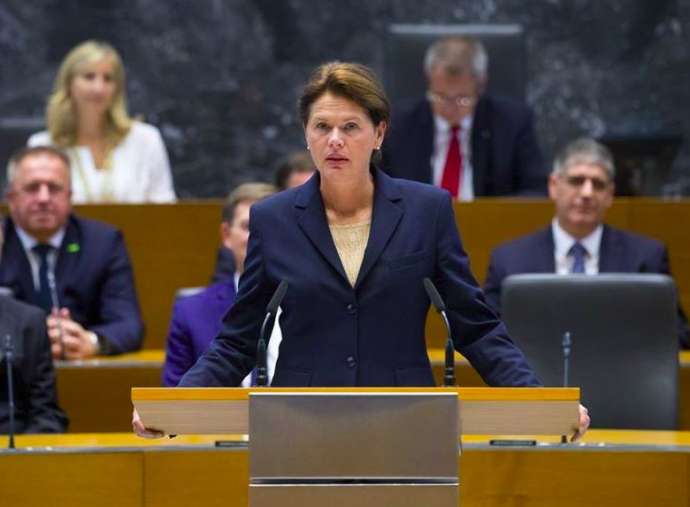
[133,387,579,507]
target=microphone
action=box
[4,334,16,449]
[256,280,288,386]
[562,331,572,388]
[423,278,455,387]
[46,270,66,360]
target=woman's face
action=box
[69,56,117,116]
[304,92,386,180]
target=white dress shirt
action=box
[431,114,474,201]
[551,219,603,275]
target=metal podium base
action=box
[250,483,457,506]
[249,392,459,507]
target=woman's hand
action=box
[571,404,591,442]
[132,408,165,439]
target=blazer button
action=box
[346,303,357,314]
[346,356,357,368]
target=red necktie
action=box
[440,125,462,198]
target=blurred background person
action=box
[484,138,690,349]
[212,151,316,283]
[0,226,68,434]
[274,149,316,190]
[382,35,546,199]
[163,182,278,387]
[27,40,176,204]
[1,146,144,359]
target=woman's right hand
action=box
[132,408,165,438]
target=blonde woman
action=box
[28,40,176,203]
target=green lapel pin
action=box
[66,242,80,253]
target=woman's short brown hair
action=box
[298,62,390,128]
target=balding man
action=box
[382,35,546,199]
[1,146,143,359]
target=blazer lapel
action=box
[0,220,37,300]
[534,226,557,273]
[355,170,403,288]
[598,225,619,272]
[54,217,81,295]
[295,175,349,284]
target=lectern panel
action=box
[249,392,459,480]
[250,483,457,507]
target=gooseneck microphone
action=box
[4,334,16,449]
[256,280,288,387]
[562,331,572,388]
[423,278,456,387]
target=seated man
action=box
[381,35,546,199]
[0,293,68,433]
[484,138,690,349]
[163,183,278,386]
[1,146,144,359]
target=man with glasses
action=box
[1,146,143,359]
[381,35,546,199]
[483,138,689,348]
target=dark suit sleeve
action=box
[513,108,547,195]
[162,299,196,387]
[24,310,68,433]
[89,231,144,354]
[657,246,690,349]
[432,193,540,386]
[482,249,506,314]
[178,209,275,387]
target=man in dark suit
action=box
[0,294,68,433]
[484,138,690,349]
[381,36,546,198]
[163,183,278,386]
[1,146,143,359]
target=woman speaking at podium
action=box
[134,62,588,438]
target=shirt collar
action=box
[15,225,66,251]
[432,112,473,135]
[551,218,603,259]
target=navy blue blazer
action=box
[179,169,539,388]
[381,94,547,196]
[0,216,144,354]
[0,295,67,433]
[484,225,690,349]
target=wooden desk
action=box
[2,431,689,507]
[56,350,164,433]
[47,199,689,350]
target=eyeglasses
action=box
[426,91,476,108]
[564,175,610,191]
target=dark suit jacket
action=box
[179,169,539,388]
[211,247,235,284]
[484,224,690,349]
[0,296,68,433]
[381,94,547,196]
[0,215,144,354]
[162,282,236,387]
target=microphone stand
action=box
[423,278,456,386]
[4,334,16,449]
[255,313,272,387]
[561,331,572,444]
